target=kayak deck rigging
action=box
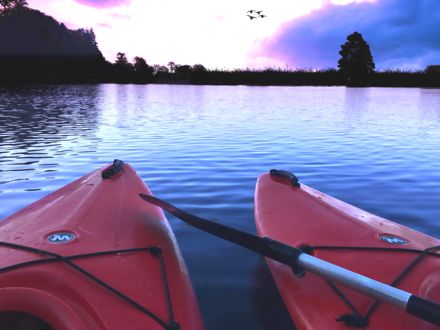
[0,240,180,330]
[301,244,440,327]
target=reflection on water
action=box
[251,259,296,330]
[0,85,103,218]
[0,86,101,167]
[1,85,440,329]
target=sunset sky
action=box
[27,0,440,70]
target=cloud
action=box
[109,12,131,19]
[74,0,130,8]
[257,0,440,70]
[97,22,112,28]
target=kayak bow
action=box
[0,161,204,330]
[256,170,440,329]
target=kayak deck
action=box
[0,162,204,330]
[255,172,440,329]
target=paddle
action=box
[139,193,440,326]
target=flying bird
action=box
[246,10,266,20]
[246,9,267,21]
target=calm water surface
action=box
[1,85,440,329]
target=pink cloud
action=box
[98,22,112,28]
[110,12,131,19]
[75,0,130,8]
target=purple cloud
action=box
[258,0,440,70]
[75,0,129,8]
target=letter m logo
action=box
[48,232,75,243]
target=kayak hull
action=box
[255,172,440,329]
[0,163,204,330]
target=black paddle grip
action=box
[262,237,304,276]
[406,295,440,325]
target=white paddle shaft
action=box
[298,253,411,309]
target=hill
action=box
[0,7,109,83]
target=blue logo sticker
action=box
[380,235,408,245]
[47,232,75,243]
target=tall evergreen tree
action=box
[338,32,375,83]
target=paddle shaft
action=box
[298,253,409,307]
[297,253,440,325]
[139,193,440,326]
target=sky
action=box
[27,0,440,70]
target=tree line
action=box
[109,32,438,87]
[111,53,208,83]
[110,32,376,84]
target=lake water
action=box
[1,84,440,329]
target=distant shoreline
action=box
[1,67,439,88]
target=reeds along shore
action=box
[1,62,439,87]
[176,69,440,87]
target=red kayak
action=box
[0,161,204,330]
[255,171,440,329]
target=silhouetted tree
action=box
[192,64,207,73]
[134,56,145,69]
[167,61,176,73]
[153,64,169,75]
[0,0,27,12]
[174,64,192,81]
[175,64,191,74]
[75,28,97,48]
[0,0,13,12]
[426,65,440,74]
[115,52,129,67]
[190,64,208,84]
[338,32,375,84]
[112,52,133,82]
[133,56,153,82]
